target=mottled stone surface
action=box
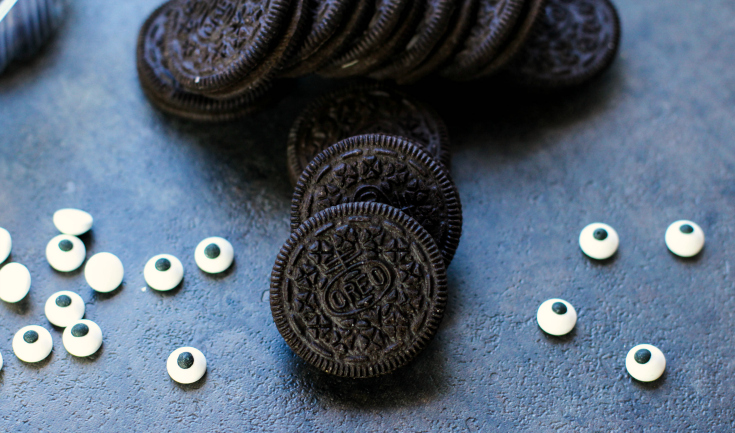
[1,0,735,431]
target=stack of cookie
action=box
[136,0,621,121]
[270,84,461,377]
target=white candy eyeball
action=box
[62,319,103,357]
[13,325,53,363]
[46,234,86,272]
[537,298,577,336]
[665,220,704,258]
[44,291,85,327]
[626,344,666,382]
[0,262,31,303]
[84,252,124,293]
[144,254,184,291]
[167,347,207,384]
[0,350,3,371]
[0,227,11,263]
[195,237,234,274]
[53,208,93,236]
[579,223,619,260]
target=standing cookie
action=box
[292,134,462,265]
[440,0,526,79]
[271,202,448,378]
[286,84,451,185]
[506,0,621,86]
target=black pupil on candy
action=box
[24,330,39,343]
[204,243,221,259]
[551,302,567,315]
[58,240,74,251]
[178,352,195,369]
[155,258,171,271]
[593,229,608,241]
[71,323,89,337]
[634,349,652,364]
[56,295,72,307]
[680,224,694,234]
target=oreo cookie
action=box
[291,134,462,265]
[271,201,448,378]
[317,0,411,78]
[506,0,621,87]
[280,0,356,76]
[394,0,480,84]
[163,0,292,95]
[440,0,526,79]
[469,0,547,78]
[136,2,273,122]
[286,84,451,185]
[369,0,456,80]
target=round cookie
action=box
[369,0,456,80]
[85,252,124,293]
[507,0,621,87]
[318,0,411,78]
[286,83,451,185]
[397,0,480,84]
[281,0,356,76]
[282,0,374,76]
[163,0,291,95]
[271,202,448,378]
[292,134,462,265]
[465,0,548,78]
[136,3,274,122]
[440,0,526,79]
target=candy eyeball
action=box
[13,325,53,363]
[53,208,93,236]
[0,350,3,371]
[537,298,577,336]
[626,344,666,382]
[46,234,86,272]
[195,237,234,274]
[0,227,11,263]
[144,254,184,291]
[0,262,31,303]
[167,347,207,384]
[44,290,85,327]
[665,220,704,258]
[579,223,619,260]
[62,319,103,357]
[84,252,124,293]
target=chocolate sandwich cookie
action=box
[280,0,356,76]
[397,0,479,84]
[440,0,526,79]
[469,0,547,78]
[291,134,462,265]
[164,0,291,95]
[281,0,374,76]
[506,0,621,87]
[317,0,411,78]
[271,201,448,378]
[369,0,456,80]
[286,84,451,185]
[136,3,273,122]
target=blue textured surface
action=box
[1,0,735,431]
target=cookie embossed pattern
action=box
[270,202,448,378]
